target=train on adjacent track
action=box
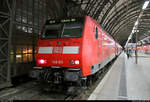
[137,45,150,54]
[31,16,122,91]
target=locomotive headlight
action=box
[70,60,79,65]
[75,60,79,65]
[38,59,46,64]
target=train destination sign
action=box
[45,17,85,25]
[48,18,76,24]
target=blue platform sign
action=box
[132,43,136,47]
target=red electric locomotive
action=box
[31,16,122,89]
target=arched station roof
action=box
[66,0,150,46]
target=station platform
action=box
[88,52,150,100]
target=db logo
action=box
[53,47,63,53]
[52,60,63,64]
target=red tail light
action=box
[38,59,47,64]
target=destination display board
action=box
[45,17,85,25]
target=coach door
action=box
[95,26,102,60]
[98,28,102,61]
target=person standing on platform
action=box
[126,49,131,59]
[129,49,132,57]
[127,49,129,59]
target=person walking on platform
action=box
[127,50,129,59]
[126,49,132,59]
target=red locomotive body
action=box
[33,16,122,87]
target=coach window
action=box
[95,26,98,39]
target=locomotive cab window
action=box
[95,26,98,39]
[41,24,62,39]
[61,22,83,38]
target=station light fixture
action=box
[134,20,139,26]
[142,1,150,10]
[16,55,22,58]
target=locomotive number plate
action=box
[52,60,63,64]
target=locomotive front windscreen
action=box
[41,18,84,39]
[42,24,62,39]
[61,23,82,38]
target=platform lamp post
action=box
[135,29,139,64]
[135,0,149,64]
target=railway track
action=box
[0,81,66,100]
[0,57,117,100]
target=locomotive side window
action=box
[95,26,98,39]
[41,24,62,39]
[61,23,82,38]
